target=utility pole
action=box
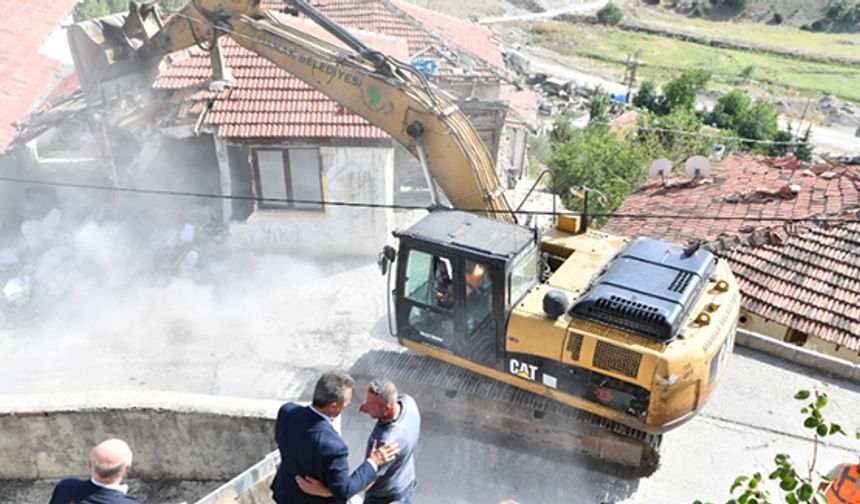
[625,50,640,104]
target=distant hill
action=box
[636,0,860,32]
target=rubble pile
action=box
[0,196,221,327]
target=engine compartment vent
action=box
[570,237,716,342]
[593,340,642,379]
[567,331,584,361]
[668,271,694,293]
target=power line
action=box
[131,8,822,150]
[2,175,859,223]
[595,122,815,146]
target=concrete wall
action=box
[736,329,860,384]
[498,126,529,189]
[229,146,394,256]
[804,334,860,365]
[739,309,860,365]
[0,392,279,481]
[738,309,790,340]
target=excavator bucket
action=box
[67,3,164,101]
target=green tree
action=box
[641,108,716,162]
[736,100,779,149]
[827,0,859,24]
[768,124,795,157]
[738,64,757,84]
[708,89,752,130]
[73,0,189,21]
[658,69,711,115]
[795,126,814,162]
[549,117,577,146]
[768,124,814,161]
[597,1,624,25]
[694,387,855,504]
[73,0,110,21]
[548,127,652,226]
[633,80,660,114]
[589,87,612,126]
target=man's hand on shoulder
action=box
[295,475,334,497]
[369,439,400,467]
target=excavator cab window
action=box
[403,249,455,343]
[508,246,539,306]
[465,260,492,333]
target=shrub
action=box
[827,0,858,24]
[633,80,660,113]
[589,87,612,126]
[810,19,830,31]
[772,12,784,24]
[531,21,568,39]
[597,1,624,26]
[658,69,711,114]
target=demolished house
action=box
[602,153,860,363]
[6,0,537,257]
[0,0,78,238]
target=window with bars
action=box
[252,148,324,211]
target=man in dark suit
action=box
[271,370,399,504]
[49,438,144,504]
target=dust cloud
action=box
[0,161,395,398]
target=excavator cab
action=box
[389,211,539,370]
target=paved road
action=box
[526,47,630,95]
[782,120,859,157]
[526,49,859,156]
[479,0,604,24]
[2,245,859,504]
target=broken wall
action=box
[392,99,511,207]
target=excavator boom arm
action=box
[69,0,514,221]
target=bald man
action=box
[49,438,144,504]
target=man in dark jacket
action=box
[49,438,143,504]
[296,378,421,504]
[271,370,399,504]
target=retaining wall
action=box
[0,392,281,481]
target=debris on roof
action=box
[603,153,860,243]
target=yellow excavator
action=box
[68,0,740,469]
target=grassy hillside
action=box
[628,7,860,60]
[530,21,860,104]
[401,0,525,19]
[634,0,860,31]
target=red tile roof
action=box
[158,1,536,138]
[154,16,409,139]
[720,219,860,350]
[264,0,510,82]
[0,0,77,151]
[602,153,860,348]
[602,153,860,243]
[393,1,508,74]
[500,84,539,129]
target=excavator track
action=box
[350,350,661,472]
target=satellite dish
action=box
[685,156,712,179]
[648,158,672,184]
